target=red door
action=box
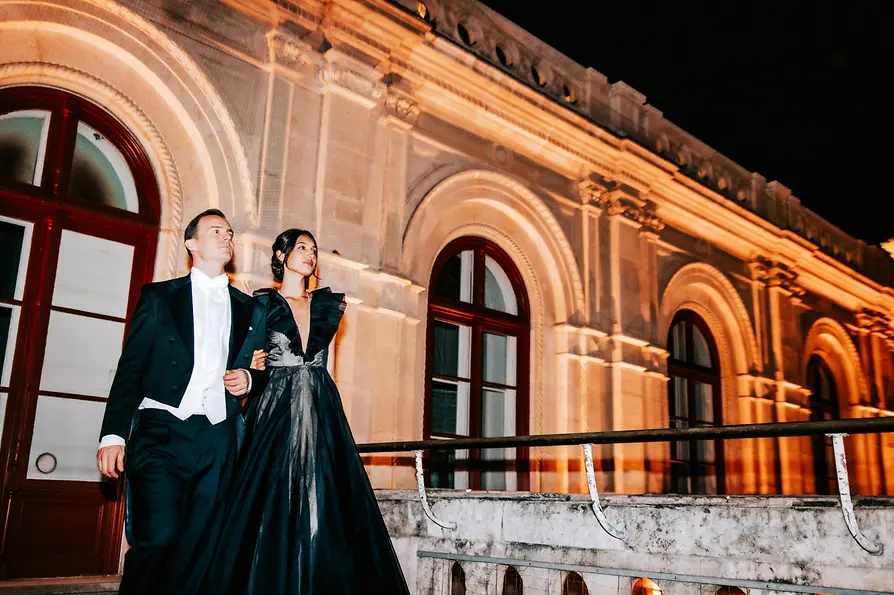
[0,87,159,578]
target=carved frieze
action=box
[318,64,385,101]
[269,32,316,70]
[384,92,421,125]
[856,308,894,344]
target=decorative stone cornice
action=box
[318,63,385,101]
[578,178,612,209]
[384,92,421,125]
[269,31,317,70]
[856,308,894,343]
[751,257,804,300]
[602,196,665,233]
[624,200,665,233]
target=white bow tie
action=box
[194,274,229,290]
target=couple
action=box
[97,209,411,595]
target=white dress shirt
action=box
[99,268,238,448]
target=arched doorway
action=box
[807,354,839,495]
[0,86,159,578]
[666,310,724,494]
[424,237,530,491]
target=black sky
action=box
[477,0,892,245]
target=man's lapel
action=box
[170,276,195,359]
[227,286,251,368]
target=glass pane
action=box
[481,388,516,491]
[694,382,715,423]
[70,121,139,212]
[0,392,7,447]
[0,216,34,301]
[670,377,688,417]
[53,231,134,318]
[692,324,712,367]
[431,379,469,436]
[39,311,125,397]
[484,256,518,315]
[669,321,685,361]
[696,464,718,494]
[434,250,472,303]
[433,321,470,379]
[1,304,21,387]
[670,461,691,494]
[697,439,716,464]
[483,333,517,386]
[27,396,105,481]
[0,109,50,186]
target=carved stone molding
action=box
[752,257,804,300]
[578,178,611,209]
[625,200,665,233]
[318,64,384,101]
[384,92,421,125]
[856,308,894,342]
[603,196,665,233]
[269,32,317,70]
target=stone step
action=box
[0,576,120,595]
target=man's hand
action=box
[250,350,267,371]
[224,369,251,396]
[97,445,125,479]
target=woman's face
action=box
[284,234,317,278]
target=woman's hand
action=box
[250,349,267,371]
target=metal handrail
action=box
[357,417,894,553]
[356,416,894,453]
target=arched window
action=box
[632,578,663,595]
[715,587,746,595]
[502,565,523,595]
[451,561,466,595]
[562,572,589,595]
[807,354,839,495]
[0,86,159,578]
[666,310,724,494]
[425,238,530,491]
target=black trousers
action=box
[119,409,238,595]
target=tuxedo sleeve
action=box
[243,295,270,400]
[99,284,159,441]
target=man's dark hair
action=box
[184,209,227,260]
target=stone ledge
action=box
[0,576,120,595]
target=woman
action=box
[198,229,411,595]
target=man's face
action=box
[186,215,233,266]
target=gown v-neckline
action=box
[279,290,311,355]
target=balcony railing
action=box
[357,417,894,555]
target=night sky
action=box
[478,1,891,245]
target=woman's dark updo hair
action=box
[271,228,319,286]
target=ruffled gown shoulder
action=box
[200,287,411,595]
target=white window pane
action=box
[0,392,7,448]
[481,388,516,492]
[432,320,471,379]
[0,304,21,387]
[434,250,474,303]
[53,230,134,318]
[670,321,685,361]
[27,396,104,482]
[0,110,50,186]
[0,215,34,301]
[483,333,516,386]
[40,311,125,397]
[70,121,139,212]
[484,255,517,315]
[692,325,712,367]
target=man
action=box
[97,209,266,595]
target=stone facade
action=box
[2,0,893,501]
